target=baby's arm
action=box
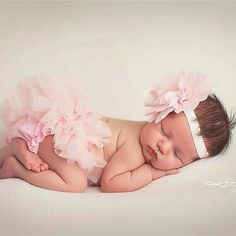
[101,144,180,193]
[101,163,179,193]
[101,163,152,193]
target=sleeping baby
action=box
[0,71,235,192]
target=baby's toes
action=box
[30,164,41,173]
[38,159,49,171]
[39,163,48,171]
[26,164,32,170]
[43,163,49,170]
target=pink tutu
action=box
[0,75,112,184]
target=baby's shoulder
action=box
[105,139,145,175]
[105,117,146,166]
[105,117,140,154]
[111,127,145,167]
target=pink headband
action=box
[144,70,211,158]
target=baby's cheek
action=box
[141,131,153,145]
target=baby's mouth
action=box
[148,146,157,159]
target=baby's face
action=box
[140,112,199,170]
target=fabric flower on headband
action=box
[144,71,211,123]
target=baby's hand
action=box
[165,169,180,175]
[150,166,180,180]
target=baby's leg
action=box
[0,135,88,192]
[0,143,13,168]
[37,135,88,188]
[0,138,49,172]
[0,155,87,193]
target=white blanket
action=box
[0,1,236,235]
[1,122,235,235]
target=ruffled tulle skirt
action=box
[0,75,112,185]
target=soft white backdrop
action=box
[0,1,235,119]
[0,1,236,235]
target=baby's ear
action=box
[166,169,180,175]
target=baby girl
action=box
[0,71,235,193]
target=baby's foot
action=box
[19,151,49,173]
[12,138,49,172]
[0,156,17,179]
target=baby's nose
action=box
[157,140,172,155]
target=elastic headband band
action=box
[184,110,209,158]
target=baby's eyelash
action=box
[160,124,166,136]
[173,150,178,159]
[174,150,183,163]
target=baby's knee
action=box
[69,170,88,193]
[69,175,87,193]
[69,185,87,193]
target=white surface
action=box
[0,2,236,235]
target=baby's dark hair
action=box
[194,93,236,157]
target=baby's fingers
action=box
[166,169,180,175]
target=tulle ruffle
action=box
[0,75,112,184]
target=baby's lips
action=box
[148,146,157,159]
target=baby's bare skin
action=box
[0,115,180,192]
[0,114,186,177]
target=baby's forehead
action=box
[161,112,199,162]
[161,112,190,136]
[162,112,182,125]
